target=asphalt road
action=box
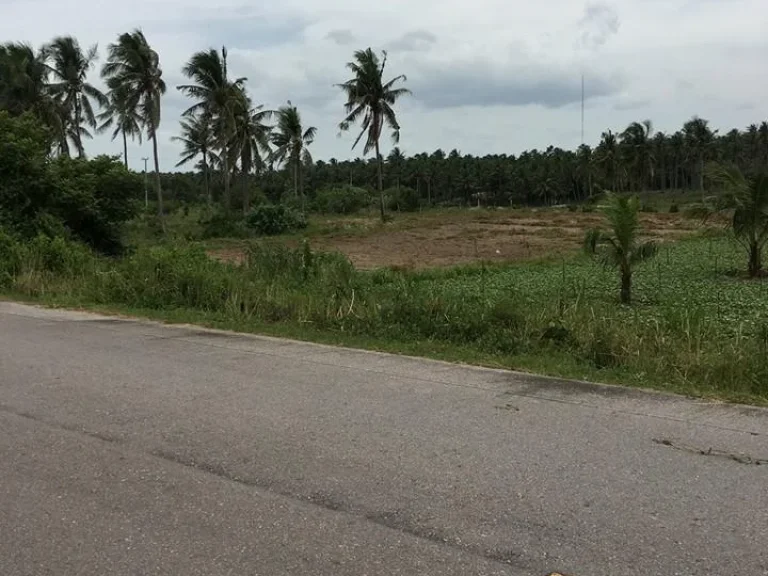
[0,302,766,576]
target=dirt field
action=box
[210,208,703,269]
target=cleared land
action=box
[209,208,701,269]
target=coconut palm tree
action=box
[231,92,272,213]
[270,102,315,211]
[172,112,215,204]
[683,116,716,191]
[620,120,653,191]
[101,30,166,223]
[584,193,657,304]
[336,48,410,221]
[96,88,142,168]
[387,146,406,192]
[47,36,107,158]
[177,47,245,212]
[595,130,619,192]
[690,163,768,277]
[0,42,65,148]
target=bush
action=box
[314,186,370,214]
[199,211,249,239]
[386,186,419,212]
[669,203,679,213]
[0,113,139,254]
[246,204,307,236]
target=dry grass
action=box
[209,207,702,269]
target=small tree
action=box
[690,163,768,277]
[584,193,657,304]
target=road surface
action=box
[0,301,766,576]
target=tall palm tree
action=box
[270,101,315,211]
[691,163,768,277]
[0,42,65,148]
[177,47,245,212]
[172,112,215,204]
[101,30,166,223]
[96,88,142,168]
[620,120,653,191]
[595,130,619,192]
[683,116,716,191]
[47,36,107,158]
[387,146,406,192]
[231,91,272,213]
[336,48,410,221]
[584,193,657,304]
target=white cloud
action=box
[2,0,767,170]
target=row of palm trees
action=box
[0,33,410,223]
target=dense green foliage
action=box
[314,186,371,214]
[1,232,766,402]
[0,112,140,253]
[246,204,307,236]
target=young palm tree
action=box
[584,193,657,304]
[97,88,142,168]
[172,112,215,204]
[231,91,272,213]
[690,163,768,277]
[336,48,410,221]
[177,47,245,212]
[101,30,166,222]
[270,101,315,211]
[47,36,107,158]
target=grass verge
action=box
[2,231,767,405]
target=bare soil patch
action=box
[210,208,702,269]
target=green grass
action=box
[3,229,767,405]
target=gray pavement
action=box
[0,301,766,576]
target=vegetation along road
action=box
[1,302,766,576]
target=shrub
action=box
[669,203,679,213]
[386,186,419,212]
[199,211,249,239]
[314,186,370,214]
[246,204,307,236]
[0,113,140,254]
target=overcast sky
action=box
[3,0,767,171]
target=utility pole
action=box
[581,74,585,146]
[141,157,149,208]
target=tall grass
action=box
[2,229,766,403]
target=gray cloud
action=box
[190,15,308,50]
[411,61,623,109]
[578,2,620,51]
[326,29,356,46]
[388,30,437,52]
[612,97,651,111]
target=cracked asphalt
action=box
[1,301,766,576]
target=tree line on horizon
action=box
[3,31,768,216]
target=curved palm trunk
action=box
[151,131,165,233]
[293,156,300,209]
[122,130,128,169]
[222,146,231,213]
[202,151,211,205]
[242,165,250,215]
[375,139,385,222]
[74,97,85,159]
